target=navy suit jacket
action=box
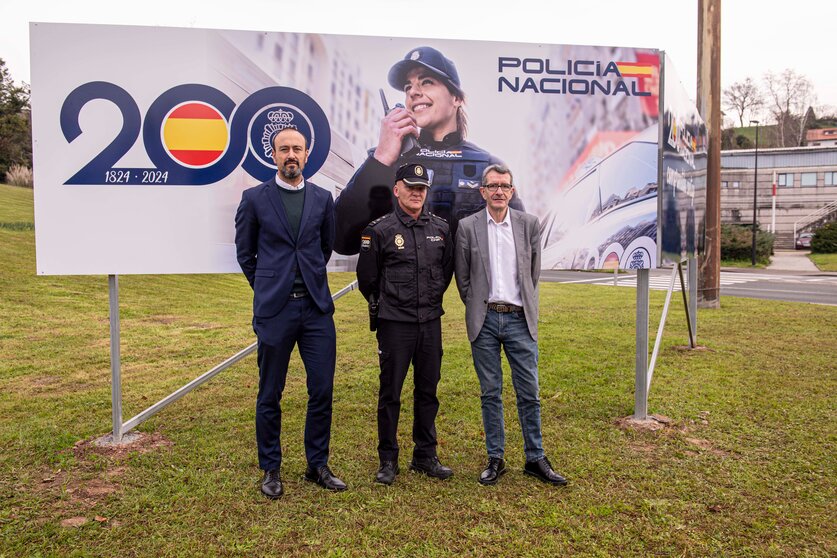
[234,178,335,319]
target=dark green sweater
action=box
[277,185,306,293]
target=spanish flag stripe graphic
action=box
[168,150,227,166]
[616,63,655,77]
[163,118,228,152]
[169,103,224,120]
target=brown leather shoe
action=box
[523,456,568,486]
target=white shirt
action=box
[486,209,523,306]
[275,174,305,191]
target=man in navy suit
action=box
[235,127,346,499]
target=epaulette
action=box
[367,214,391,228]
[427,212,448,224]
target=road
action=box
[540,269,837,306]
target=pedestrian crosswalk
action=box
[584,272,836,291]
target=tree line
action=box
[722,68,835,149]
[0,58,31,179]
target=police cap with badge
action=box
[388,46,463,97]
[395,163,432,188]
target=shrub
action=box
[811,222,837,254]
[721,223,774,264]
[5,164,32,188]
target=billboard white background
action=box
[31,23,659,275]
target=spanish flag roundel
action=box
[162,102,229,167]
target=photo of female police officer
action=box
[333,45,525,255]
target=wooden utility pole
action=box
[697,0,721,308]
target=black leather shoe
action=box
[409,456,453,480]
[304,464,347,491]
[260,468,283,499]
[478,457,507,485]
[523,456,568,486]
[375,460,400,485]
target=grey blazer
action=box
[455,207,541,343]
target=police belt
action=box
[487,302,524,313]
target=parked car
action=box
[540,126,658,270]
[795,232,814,250]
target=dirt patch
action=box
[63,477,119,510]
[685,437,730,457]
[615,414,673,432]
[75,431,173,460]
[29,375,60,388]
[60,516,88,528]
[42,432,172,526]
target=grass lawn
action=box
[809,253,837,272]
[1,184,835,556]
[720,259,768,269]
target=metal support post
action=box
[634,269,650,419]
[678,262,696,348]
[647,266,679,394]
[108,279,360,440]
[108,274,122,443]
[688,255,698,343]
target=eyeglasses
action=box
[482,183,513,192]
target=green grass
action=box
[1,185,835,556]
[721,259,768,269]
[809,253,837,271]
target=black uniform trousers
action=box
[254,296,336,471]
[375,317,442,461]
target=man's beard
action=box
[280,161,302,180]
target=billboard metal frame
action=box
[105,276,358,443]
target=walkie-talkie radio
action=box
[380,89,418,155]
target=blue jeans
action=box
[471,309,544,461]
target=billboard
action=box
[660,54,706,266]
[31,23,661,274]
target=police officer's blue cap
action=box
[396,163,431,188]
[388,46,463,96]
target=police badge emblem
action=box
[394,233,405,250]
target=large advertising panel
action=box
[660,54,706,266]
[31,23,660,275]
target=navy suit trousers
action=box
[255,296,336,470]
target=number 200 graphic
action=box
[60,82,331,185]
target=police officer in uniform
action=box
[356,163,455,485]
[334,45,524,255]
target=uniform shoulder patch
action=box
[367,214,390,228]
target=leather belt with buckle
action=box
[290,291,308,299]
[487,302,523,313]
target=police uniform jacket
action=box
[334,130,525,255]
[356,203,454,323]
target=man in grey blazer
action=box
[455,164,567,486]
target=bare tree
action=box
[763,69,816,147]
[723,78,763,127]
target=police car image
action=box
[540,125,659,270]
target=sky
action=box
[2,0,836,123]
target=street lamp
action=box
[750,120,760,266]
